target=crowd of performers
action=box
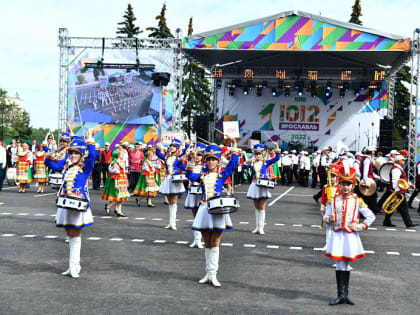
[1,132,420,306]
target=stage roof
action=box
[183,10,411,80]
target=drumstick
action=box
[215,127,224,135]
[262,131,276,144]
[197,136,211,145]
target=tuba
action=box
[382,179,409,214]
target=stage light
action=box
[369,88,375,98]
[285,86,291,97]
[272,88,278,96]
[354,89,360,96]
[257,87,262,96]
[326,82,332,90]
[308,70,318,81]
[275,69,286,80]
[310,81,317,98]
[262,81,268,89]
[229,87,235,96]
[339,89,345,98]
[298,87,303,96]
[244,69,255,79]
[243,87,249,95]
[360,83,367,91]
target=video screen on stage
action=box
[67,49,174,126]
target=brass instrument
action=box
[359,178,377,196]
[382,179,409,214]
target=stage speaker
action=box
[251,131,261,141]
[194,116,209,141]
[152,72,171,86]
[379,118,393,148]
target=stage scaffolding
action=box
[57,28,183,134]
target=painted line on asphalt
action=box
[365,250,375,254]
[118,217,128,220]
[1,186,18,190]
[386,251,400,255]
[110,238,123,241]
[33,192,57,198]
[274,223,285,226]
[1,233,16,237]
[313,248,324,251]
[22,235,37,238]
[0,202,4,205]
[176,241,189,244]
[152,218,162,221]
[100,216,112,219]
[239,222,249,224]
[221,243,233,247]
[17,213,29,216]
[266,245,279,249]
[49,215,56,217]
[87,237,102,240]
[34,213,47,216]
[44,235,58,239]
[385,228,397,231]
[292,224,303,227]
[244,244,256,248]
[369,227,378,230]
[0,212,12,215]
[154,240,166,243]
[405,229,416,232]
[135,217,146,220]
[290,246,302,250]
[131,239,144,243]
[268,186,295,206]
[311,225,321,228]
[411,253,420,256]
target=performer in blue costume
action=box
[181,143,206,248]
[44,130,96,279]
[243,143,280,234]
[155,137,190,230]
[186,137,238,287]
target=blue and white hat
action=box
[196,143,206,155]
[60,132,71,142]
[205,144,222,161]
[170,138,182,148]
[68,139,87,156]
[253,144,265,153]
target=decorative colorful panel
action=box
[184,15,410,51]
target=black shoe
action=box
[313,195,319,204]
[116,212,127,217]
[406,223,418,228]
[383,223,396,227]
[329,296,346,305]
[105,204,110,214]
[164,201,169,205]
[135,198,141,207]
[147,204,155,207]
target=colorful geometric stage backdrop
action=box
[216,81,388,151]
[184,14,410,51]
[67,49,175,148]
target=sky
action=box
[0,0,419,129]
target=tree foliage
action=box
[181,17,212,135]
[349,0,363,25]
[146,4,174,38]
[116,4,142,38]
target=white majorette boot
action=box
[190,231,203,248]
[67,236,81,278]
[208,247,221,287]
[165,204,172,229]
[258,210,266,235]
[252,209,259,234]
[198,248,210,284]
[170,204,177,230]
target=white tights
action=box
[335,260,351,271]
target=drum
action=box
[189,185,202,195]
[379,162,394,184]
[6,168,16,186]
[256,178,275,188]
[171,173,187,183]
[207,196,239,215]
[56,196,89,212]
[49,173,63,189]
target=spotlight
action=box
[326,82,332,90]
[262,81,268,89]
[310,81,317,98]
[257,87,262,97]
[298,87,303,96]
[272,88,278,96]
[339,89,345,98]
[285,86,291,97]
[360,83,367,91]
[369,88,374,98]
[354,89,360,96]
[243,87,249,95]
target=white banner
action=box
[161,131,184,145]
[223,121,240,138]
[216,83,384,151]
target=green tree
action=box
[116,4,142,38]
[181,17,212,136]
[392,65,413,149]
[349,0,363,25]
[146,4,174,38]
[0,88,31,140]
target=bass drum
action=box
[379,162,394,184]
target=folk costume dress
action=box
[133,158,159,197]
[15,149,33,184]
[33,151,49,183]
[102,150,130,202]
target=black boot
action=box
[329,271,346,305]
[343,271,355,305]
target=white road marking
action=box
[154,240,166,243]
[1,186,18,190]
[365,250,375,254]
[405,229,416,232]
[110,238,123,241]
[274,223,285,226]
[239,222,249,224]
[100,216,112,219]
[267,245,279,249]
[386,251,400,255]
[176,241,189,244]
[17,213,29,216]
[292,224,303,227]
[311,225,321,228]
[22,235,37,238]
[290,246,302,250]
[186,219,194,222]
[118,217,128,220]
[411,253,420,256]
[152,218,162,221]
[268,186,295,206]
[0,212,12,215]
[34,213,47,216]
[313,248,324,251]
[131,239,144,243]
[33,193,57,197]
[44,235,58,239]
[221,243,233,247]
[1,234,15,237]
[369,227,378,230]
[385,228,397,231]
[0,202,4,205]
[135,218,145,220]
[49,215,56,217]
[87,237,102,240]
[244,244,256,248]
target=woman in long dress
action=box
[15,142,33,193]
[33,144,49,193]
[134,150,159,207]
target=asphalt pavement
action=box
[1,181,419,315]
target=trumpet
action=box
[382,179,409,214]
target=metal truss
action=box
[408,29,420,182]
[57,28,182,134]
[386,75,395,119]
